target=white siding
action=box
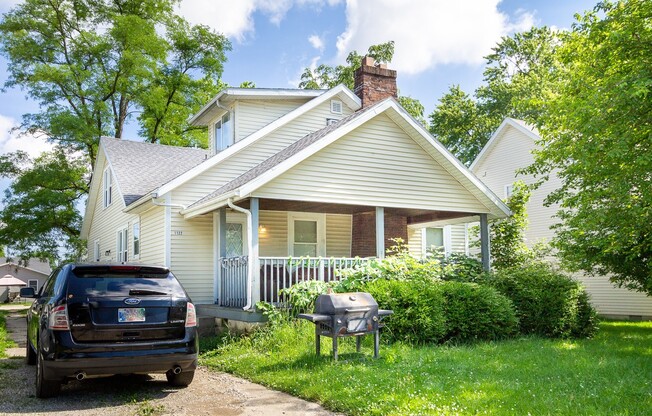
[407,227,423,257]
[450,224,468,254]
[235,99,308,142]
[255,114,489,213]
[139,206,165,265]
[326,214,352,257]
[259,210,288,257]
[472,123,652,318]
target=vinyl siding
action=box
[407,227,423,257]
[138,206,165,265]
[471,123,652,317]
[255,114,489,213]
[259,210,288,257]
[326,214,352,257]
[235,99,308,142]
[174,99,356,207]
[85,152,140,263]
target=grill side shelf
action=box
[297,313,330,323]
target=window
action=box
[132,222,140,259]
[28,279,38,291]
[330,100,342,114]
[423,226,452,257]
[93,240,100,262]
[117,227,128,263]
[213,111,234,152]
[225,223,244,257]
[103,168,112,208]
[425,228,444,252]
[504,184,513,199]
[288,213,325,257]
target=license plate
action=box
[118,308,145,323]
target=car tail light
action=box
[48,305,70,330]
[185,302,197,327]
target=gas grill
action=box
[298,292,393,361]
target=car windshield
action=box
[68,268,186,298]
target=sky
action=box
[0,0,598,192]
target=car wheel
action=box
[25,339,36,365]
[36,349,61,398]
[165,369,194,387]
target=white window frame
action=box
[287,212,326,257]
[213,111,234,152]
[132,221,140,260]
[28,279,38,291]
[93,239,101,262]
[103,168,112,208]
[330,99,343,114]
[504,184,514,199]
[116,226,128,263]
[422,225,452,257]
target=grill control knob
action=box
[372,316,378,322]
[349,295,357,301]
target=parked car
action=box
[20,264,198,398]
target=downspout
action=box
[227,198,254,311]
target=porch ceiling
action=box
[232,198,475,225]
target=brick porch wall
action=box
[351,211,408,257]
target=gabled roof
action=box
[102,138,209,205]
[181,98,511,220]
[189,88,327,126]
[124,85,362,210]
[470,118,541,170]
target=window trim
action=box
[132,221,140,260]
[330,99,343,114]
[103,167,112,208]
[93,239,101,262]
[504,184,513,199]
[116,225,128,263]
[27,279,38,291]
[287,212,325,257]
[422,225,452,257]
[213,111,234,153]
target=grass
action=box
[201,320,652,416]
[0,311,18,358]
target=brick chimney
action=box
[354,56,398,107]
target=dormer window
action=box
[330,100,342,114]
[214,111,234,152]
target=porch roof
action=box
[180,98,511,221]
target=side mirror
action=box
[20,287,36,298]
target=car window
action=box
[40,269,61,297]
[68,270,186,298]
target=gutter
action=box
[150,193,187,210]
[226,198,254,311]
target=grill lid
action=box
[314,292,378,315]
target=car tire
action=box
[36,350,61,398]
[166,369,194,387]
[25,339,37,365]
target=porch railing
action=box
[217,256,371,308]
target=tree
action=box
[0,0,231,261]
[429,27,560,165]
[528,0,652,295]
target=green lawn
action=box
[201,320,652,416]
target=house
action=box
[469,118,652,319]
[0,257,51,302]
[80,57,510,321]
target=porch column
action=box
[376,207,385,259]
[479,213,490,272]
[250,197,261,305]
[216,208,227,304]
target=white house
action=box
[0,257,51,302]
[80,57,509,320]
[470,118,652,319]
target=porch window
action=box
[214,111,234,152]
[293,220,317,256]
[423,226,452,257]
[117,227,128,262]
[225,223,244,257]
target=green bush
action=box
[279,280,332,316]
[439,281,519,343]
[488,264,598,338]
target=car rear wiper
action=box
[128,289,168,296]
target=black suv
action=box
[20,264,198,398]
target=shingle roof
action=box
[187,104,376,209]
[102,137,209,206]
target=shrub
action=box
[279,280,332,316]
[488,264,598,338]
[439,281,519,343]
[437,253,488,283]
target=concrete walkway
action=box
[1,304,28,357]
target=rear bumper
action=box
[41,329,198,380]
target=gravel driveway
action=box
[0,306,338,416]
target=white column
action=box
[376,207,385,259]
[250,198,261,305]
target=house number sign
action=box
[172,230,183,236]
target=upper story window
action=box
[330,100,342,114]
[132,222,140,259]
[103,168,112,208]
[214,112,234,152]
[504,184,513,199]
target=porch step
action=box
[197,304,267,322]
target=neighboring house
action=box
[80,57,509,320]
[469,118,652,319]
[0,258,51,302]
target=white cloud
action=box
[308,34,325,52]
[336,0,535,75]
[0,115,54,159]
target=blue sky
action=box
[0,0,598,163]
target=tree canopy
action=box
[0,0,231,262]
[528,0,652,295]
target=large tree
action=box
[0,0,230,262]
[429,27,560,165]
[528,0,652,295]
[299,41,426,124]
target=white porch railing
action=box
[217,256,371,308]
